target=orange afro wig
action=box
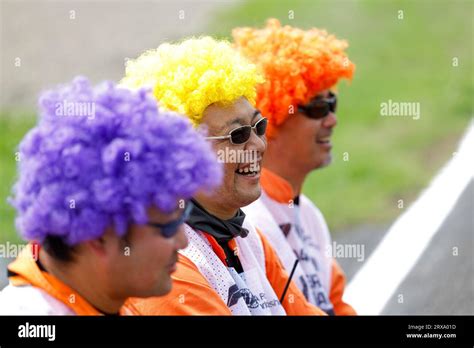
[232,19,355,138]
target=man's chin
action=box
[313,154,332,170]
[236,186,261,207]
[146,275,173,297]
[322,157,332,168]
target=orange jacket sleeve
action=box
[125,253,231,315]
[329,259,357,315]
[257,230,326,316]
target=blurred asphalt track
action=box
[336,180,473,315]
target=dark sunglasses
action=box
[147,201,193,238]
[206,117,267,145]
[298,91,337,119]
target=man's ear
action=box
[84,228,115,257]
[85,238,107,257]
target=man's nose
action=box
[174,223,188,250]
[322,112,338,128]
[245,128,267,154]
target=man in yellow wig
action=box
[122,37,325,315]
[233,19,357,315]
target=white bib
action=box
[180,221,286,315]
[0,285,75,315]
[243,192,334,313]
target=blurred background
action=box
[0,0,472,314]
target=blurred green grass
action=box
[0,0,472,244]
[0,111,36,244]
[208,0,473,231]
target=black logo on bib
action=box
[227,284,260,308]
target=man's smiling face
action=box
[271,89,338,173]
[199,97,267,211]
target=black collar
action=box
[186,199,249,243]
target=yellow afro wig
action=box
[121,37,263,126]
[232,19,355,138]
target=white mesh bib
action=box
[180,221,286,315]
[243,192,334,313]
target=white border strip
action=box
[343,121,474,315]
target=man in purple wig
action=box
[0,76,222,315]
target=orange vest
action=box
[126,228,326,315]
[6,243,138,315]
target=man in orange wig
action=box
[234,19,357,315]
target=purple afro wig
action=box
[10,76,223,245]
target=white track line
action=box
[343,121,474,315]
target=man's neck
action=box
[263,160,306,197]
[194,195,238,220]
[39,250,122,315]
[263,140,309,196]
